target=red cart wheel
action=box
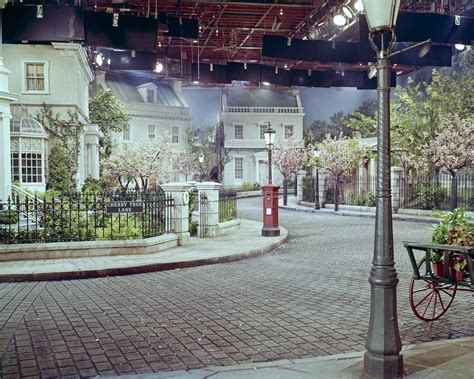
[409,257,457,321]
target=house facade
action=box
[219,89,305,188]
[96,71,191,183]
[0,42,100,198]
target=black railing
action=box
[219,189,237,222]
[320,173,473,211]
[302,176,315,203]
[0,190,174,244]
[399,173,474,211]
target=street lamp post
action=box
[362,1,403,378]
[263,122,276,184]
[313,149,320,210]
[261,122,279,237]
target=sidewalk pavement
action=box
[119,336,474,379]
[279,196,441,224]
[0,219,288,282]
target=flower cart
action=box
[404,242,474,322]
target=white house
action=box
[219,89,305,188]
[0,42,100,199]
[95,71,191,182]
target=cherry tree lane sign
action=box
[106,201,144,214]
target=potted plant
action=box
[429,251,444,277]
[447,223,473,281]
[431,209,473,282]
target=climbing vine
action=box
[36,104,84,191]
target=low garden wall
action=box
[0,233,179,262]
[219,219,241,235]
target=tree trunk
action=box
[450,173,457,211]
[433,168,441,209]
[334,175,339,212]
[283,175,288,206]
[294,174,297,196]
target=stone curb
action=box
[0,229,289,282]
[279,205,438,224]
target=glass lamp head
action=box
[362,0,401,32]
[264,124,276,146]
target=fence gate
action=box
[199,191,209,238]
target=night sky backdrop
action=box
[181,87,377,130]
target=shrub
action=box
[47,145,77,194]
[81,178,114,193]
[0,212,18,225]
[189,220,198,236]
[346,191,375,207]
[99,216,143,240]
[413,184,447,210]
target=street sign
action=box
[106,201,144,214]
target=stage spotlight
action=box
[155,62,164,73]
[333,14,346,26]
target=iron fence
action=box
[219,189,238,222]
[302,176,315,203]
[399,173,474,211]
[0,190,174,244]
[320,173,473,211]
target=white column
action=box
[297,170,307,204]
[195,181,222,237]
[161,182,193,246]
[84,124,102,181]
[0,4,19,202]
[391,166,403,212]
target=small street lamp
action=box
[198,150,204,181]
[263,122,276,184]
[362,1,404,378]
[313,149,321,210]
[261,122,279,237]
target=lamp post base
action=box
[262,227,280,237]
[364,352,403,379]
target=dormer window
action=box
[147,89,155,103]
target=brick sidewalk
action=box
[1,198,472,378]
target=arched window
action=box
[10,116,48,188]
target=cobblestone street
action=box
[1,197,473,378]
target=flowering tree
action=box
[174,151,199,181]
[273,146,308,205]
[428,115,474,210]
[317,135,367,211]
[105,134,175,192]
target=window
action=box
[123,124,130,141]
[25,62,47,92]
[259,125,266,140]
[148,124,155,140]
[147,89,155,103]
[11,152,43,183]
[235,158,243,179]
[284,125,294,139]
[234,125,243,139]
[172,126,179,143]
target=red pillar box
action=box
[261,184,280,237]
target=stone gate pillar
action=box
[391,166,403,212]
[195,181,222,238]
[161,182,193,246]
[297,170,307,204]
